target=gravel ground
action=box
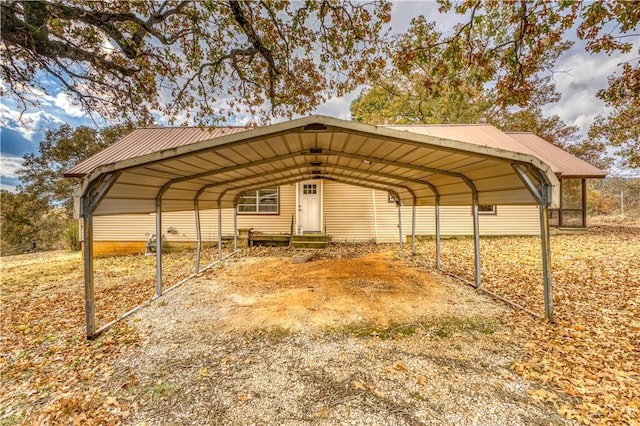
[111,254,571,425]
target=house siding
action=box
[90,182,540,254]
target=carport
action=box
[72,115,560,338]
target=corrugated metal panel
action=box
[507,132,606,178]
[65,127,248,176]
[69,116,563,218]
[386,124,541,155]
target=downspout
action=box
[233,203,238,251]
[435,197,441,270]
[217,200,222,261]
[411,196,417,255]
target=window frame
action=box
[474,205,498,215]
[236,187,280,215]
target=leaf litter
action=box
[1,226,638,424]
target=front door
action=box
[299,181,321,232]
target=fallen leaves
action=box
[0,250,195,425]
[2,226,638,424]
[406,224,640,425]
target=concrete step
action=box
[291,233,327,242]
[290,241,328,249]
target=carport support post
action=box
[217,200,222,261]
[435,204,441,269]
[155,197,163,297]
[233,205,238,251]
[540,203,554,322]
[83,213,96,337]
[411,199,416,255]
[472,194,481,288]
[194,198,201,274]
[397,203,403,249]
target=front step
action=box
[290,233,328,249]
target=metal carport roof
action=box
[71,115,559,218]
[70,115,559,338]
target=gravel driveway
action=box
[113,252,570,425]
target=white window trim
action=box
[237,187,280,215]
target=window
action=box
[477,205,497,215]
[302,183,317,195]
[237,187,279,214]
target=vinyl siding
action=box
[93,185,296,242]
[91,182,540,248]
[323,181,376,241]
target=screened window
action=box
[237,187,279,214]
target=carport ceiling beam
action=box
[190,163,439,200]
[216,174,409,207]
[151,148,470,201]
[319,149,477,192]
[195,172,416,206]
[222,172,412,205]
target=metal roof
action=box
[506,132,606,178]
[70,115,561,217]
[65,127,248,177]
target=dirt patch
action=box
[121,251,567,425]
[164,251,499,333]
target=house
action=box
[65,117,604,257]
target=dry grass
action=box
[1,226,638,424]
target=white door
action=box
[299,181,321,232]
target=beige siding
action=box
[93,185,296,242]
[370,196,539,242]
[92,183,540,247]
[323,181,376,241]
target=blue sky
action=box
[1,2,638,191]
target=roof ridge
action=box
[382,123,492,127]
[134,125,250,130]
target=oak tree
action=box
[18,124,133,211]
[1,0,391,124]
[396,1,639,167]
[0,124,132,253]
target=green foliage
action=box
[64,221,81,251]
[1,124,130,255]
[18,124,133,212]
[0,190,67,255]
[353,0,637,169]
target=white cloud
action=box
[1,181,17,192]
[46,92,88,118]
[0,154,23,178]
[543,40,639,137]
[1,154,24,192]
[0,102,65,141]
[311,89,360,120]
